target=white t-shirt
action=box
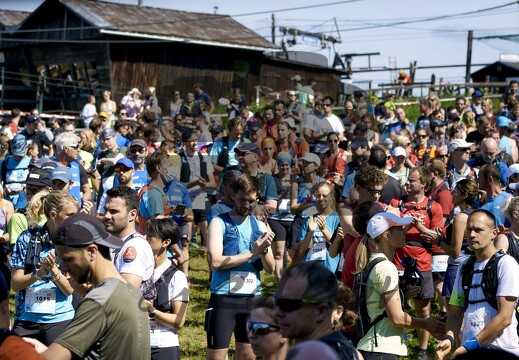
[114,233,154,282]
[97,183,142,215]
[183,151,215,210]
[150,259,189,348]
[450,254,519,355]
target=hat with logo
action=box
[115,158,135,170]
[235,142,260,156]
[497,116,510,128]
[24,168,52,187]
[53,213,122,249]
[100,128,117,140]
[26,114,40,124]
[11,134,28,156]
[448,139,474,152]
[51,167,73,183]
[300,153,321,167]
[367,213,413,239]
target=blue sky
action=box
[3,0,519,88]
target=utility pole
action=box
[465,30,473,95]
[271,14,275,45]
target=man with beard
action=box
[113,139,148,190]
[206,174,274,360]
[96,159,138,218]
[104,185,154,291]
[25,213,150,359]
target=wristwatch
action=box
[148,307,157,319]
[32,269,43,280]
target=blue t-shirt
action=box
[164,180,192,208]
[296,211,341,273]
[54,161,82,202]
[207,202,233,224]
[139,186,166,219]
[10,225,74,323]
[116,134,131,148]
[481,191,512,227]
[113,167,148,192]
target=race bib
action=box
[278,199,290,213]
[432,254,449,273]
[150,319,168,347]
[229,271,257,295]
[307,241,326,261]
[25,288,56,314]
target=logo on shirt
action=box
[123,246,137,263]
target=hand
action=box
[145,300,154,312]
[420,227,440,243]
[66,274,92,296]
[197,177,208,188]
[451,345,468,359]
[336,226,344,240]
[315,215,326,231]
[252,231,274,256]
[308,216,317,232]
[80,200,93,214]
[435,339,451,360]
[423,316,446,339]
[385,205,401,216]
[23,337,48,353]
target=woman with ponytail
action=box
[438,179,486,302]
[495,196,519,259]
[355,213,445,359]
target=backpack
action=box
[216,136,242,168]
[397,196,434,248]
[460,250,519,335]
[504,231,519,262]
[179,151,208,183]
[153,264,181,313]
[353,257,387,345]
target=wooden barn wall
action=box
[260,60,343,103]
[109,42,263,112]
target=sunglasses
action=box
[361,185,383,196]
[68,144,80,150]
[274,295,324,312]
[403,143,411,146]
[418,135,428,139]
[328,139,339,143]
[120,112,127,116]
[246,321,280,336]
[386,155,391,160]
[115,166,132,173]
[323,103,332,107]
[437,154,448,159]
[130,147,145,154]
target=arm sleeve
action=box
[54,299,107,358]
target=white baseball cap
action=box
[448,139,474,153]
[392,146,407,158]
[507,164,519,179]
[367,213,413,239]
[509,183,519,191]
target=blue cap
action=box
[51,167,73,183]
[26,114,40,124]
[11,134,27,156]
[497,116,510,128]
[472,90,483,98]
[115,158,134,169]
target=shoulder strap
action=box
[358,257,387,333]
[461,255,478,310]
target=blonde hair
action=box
[26,190,50,225]
[43,191,79,218]
[80,128,97,152]
[503,196,519,221]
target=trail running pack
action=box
[353,257,387,345]
[397,195,434,248]
[216,136,243,168]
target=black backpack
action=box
[505,231,519,262]
[353,257,387,345]
[461,250,519,334]
[216,136,243,168]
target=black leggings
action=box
[151,346,180,360]
[359,351,399,360]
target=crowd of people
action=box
[1,79,519,359]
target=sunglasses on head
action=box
[274,295,324,313]
[246,321,280,336]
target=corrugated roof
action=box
[60,0,278,51]
[0,9,30,27]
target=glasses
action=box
[437,154,448,159]
[403,143,411,147]
[289,94,296,97]
[360,184,383,196]
[386,155,391,160]
[120,112,127,116]
[246,321,280,336]
[274,296,324,312]
[418,135,428,139]
[328,139,339,143]
[115,166,132,173]
[314,193,331,200]
[323,103,332,107]
[130,147,145,154]
[67,144,80,150]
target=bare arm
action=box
[440,213,468,258]
[495,233,510,252]
[11,268,48,292]
[121,273,143,289]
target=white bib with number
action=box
[150,319,170,347]
[25,288,56,314]
[229,271,257,295]
[338,255,345,272]
[432,254,449,272]
[307,241,326,261]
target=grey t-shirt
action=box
[55,277,150,360]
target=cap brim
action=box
[51,176,70,183]
[96,234,123,249]
[509,183,519,191]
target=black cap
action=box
[24,168,52,187]
[26,114,40,124]
[350,136,369,149]
[448,113,460,121]
[248,120,261,130]
[430,119,448,128]
[235,142,260,156]
[211,124,223,134]
[53,213,122,249]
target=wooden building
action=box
[0,0,346,112]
